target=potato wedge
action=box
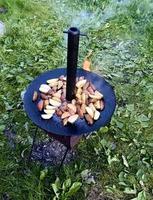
[68,114,79,124]
[41,113,53,119]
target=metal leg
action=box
[28,127,38,162]
[59,147,69,168]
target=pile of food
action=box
[32,75,104,126]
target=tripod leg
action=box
[59,147,69,168]
[28,127,38,162]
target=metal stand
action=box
[27,127,81,167]
[48,133,82,149]
[28,127,38,162]
[59,147,69,168]
[47,133,81,167]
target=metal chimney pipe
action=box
[65,27,80,101]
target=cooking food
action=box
[32,75,104,126]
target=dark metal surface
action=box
[48,132,82,149]
[24,68,116,136]
[65,27,80,101]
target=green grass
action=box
[0,0,153,199]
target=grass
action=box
[0,0,153,199]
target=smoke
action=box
[50,0,153,71]
[51,0,132,32]
[50,0,133,49]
